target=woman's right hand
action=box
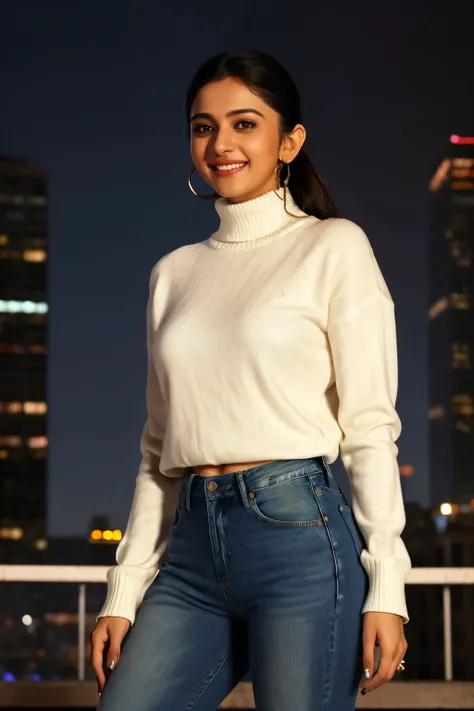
[91,616,131,694]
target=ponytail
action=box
[283,149,338,220]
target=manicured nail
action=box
[364,668,371,679]
[361,688,367,695]
[106,660,116,670]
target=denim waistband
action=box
[181,457,334,512]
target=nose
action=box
[212,126,235,156]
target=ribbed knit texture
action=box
[98,187,411,625]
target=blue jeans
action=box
[98,457,368,711]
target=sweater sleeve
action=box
[325,220,411,623]
[98,267,182,625]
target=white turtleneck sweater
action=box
[99,188,411,624]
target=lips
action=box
[210,162,248,176]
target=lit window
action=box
[29,196,47,206]
[0,402,22,414]
[0,450,8,459]
[23,401,47,415]
[452,343,471,369]
[0,436,22,448]
[453,158,474,168]
[428,296,448,320]
[28,344,46,354]
[0,528,23,540]
[452,395,474,415]
[451,241,472,268]
[452,180,474,191]
[429,405,445,420]
[451,293,470,309]
[23,249,47,262]
[0,234,8,246]
[34,539,48,550]
[0,300,49,314]
[28,436,48,449]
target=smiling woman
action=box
[92,49,410,711]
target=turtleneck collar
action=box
[208,188,309,250]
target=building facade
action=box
[0,156,48,543]
[428,136,474,507]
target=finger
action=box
[361,631,376,689]
[364,648,396,692]
[91,633,107,692]
[106,629,123,671]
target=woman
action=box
[92,49,410,711]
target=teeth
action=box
[214,163,246,171]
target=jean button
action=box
[207,481,218,492]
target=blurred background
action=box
[0,0,473,708]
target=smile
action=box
[211,162,248,176]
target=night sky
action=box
[1,0,473,536]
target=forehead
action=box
[191,77,272,117]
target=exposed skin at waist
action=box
[192,460,276,477]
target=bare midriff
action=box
[193,460,276,477]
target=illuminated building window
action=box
[0,299,48,314]
[0,234,8,246]
[0,401,22,414]
[29,196,47,206]
[0,436,22,448]
[452,180,474,191]
[428,296,448,320]
[452,343,471,369]
[451,293,470,309]
[452,395,474,415]
[28,344,47,355]
[23,401,48,415]
[28,436,48,449]
[23,249,47,262]
[0,249,22,260]
[34,539,48,550]
[0,528,23,540]
[453,158,474,168]
[428,405,445,420]
[451,168,474,179]
[450,241,472,268]
[0,450,8,459]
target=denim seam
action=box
[322,587,339,710]
[248,498,323,528]
[184,651,229,711]
[312,491,341,601]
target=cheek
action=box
[246,134,280,169]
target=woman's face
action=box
[190,77,304,204]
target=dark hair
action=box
[185,49,338,220]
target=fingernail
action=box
[106,660,116,670]
[364,668,371,679]
[361,688,367,695]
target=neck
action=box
[210,188,308,248]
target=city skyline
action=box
[1,0,473,535]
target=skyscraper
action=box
[428,136,474,507]
[0,157,48,543]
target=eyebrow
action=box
[190,108,266,122]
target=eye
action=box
[236,120,256,130]
[191,123,214,134]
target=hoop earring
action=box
[282,161,291,188]
[188,166,217,200]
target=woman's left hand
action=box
[360,611,407,694]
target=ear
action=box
[280,124,307,164]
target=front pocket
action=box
[247,475,324,528]
[339,504,365,556]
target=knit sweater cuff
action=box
[361,556,410,624]
[97,566,155,625]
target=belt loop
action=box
[236,471,250,509]
[185,471,197,511]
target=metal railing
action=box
[1,565,473,683]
